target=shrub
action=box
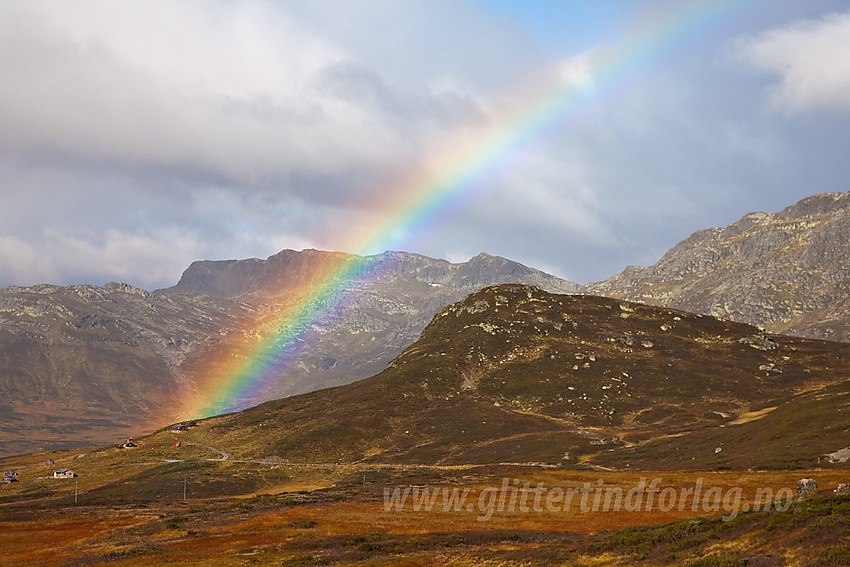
[819,545,850,567]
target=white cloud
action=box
[0,228,207,288]
[0,236,58,285]
[735,11,850,113]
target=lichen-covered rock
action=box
[827,447,850,463]
[797,478,818,496]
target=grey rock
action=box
[588,192,850,343]
[797,478,818,496]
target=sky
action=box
[1,0,850,290]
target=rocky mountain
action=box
[168,249,581,411]
[153,284,850,469]
[172,249,577,300]
[587,192,850,342]
[0,282,249,456]
[0,250,580,455]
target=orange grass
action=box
[2,469,848,566]
[0,515,143,566]
[223,469,830,535]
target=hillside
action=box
[0,250,579,455]
[0,282,247,456]
[588,192,850,342]
[2,284,850,567]
[593,373,850,470]
[180,284,850,469]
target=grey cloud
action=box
[1,1,850,291]
[314,60,487,126]
[0,1,401,190]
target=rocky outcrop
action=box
[587,192,850,342]
[171,250,580,299]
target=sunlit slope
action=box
[590,191,850,343]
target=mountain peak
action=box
[0,247,582,454]
[170,248,580,299]
[776,191,850,220]
[588,191,850,342]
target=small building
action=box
[187,421,198,428]
[4,471,17,478]
[171,424,188,432]
[43,459,54,466]
[1,476,16,484]
[53,468,76,479]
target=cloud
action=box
[0,228,204,289]
[0,0,505,199]
[1,1,849,291]
[0,1,348,183]
[0,0,548,287]
[734,10,850,113]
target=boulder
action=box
[797,478,817,496]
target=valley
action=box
[2,283,850,565]
[4,0,850,563]
[3,193,850,565]
[1,452,848,565]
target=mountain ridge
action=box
[588,191,850,342]
[168,249,578,299]
[0,249,580,455]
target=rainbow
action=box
[187,0,740,418]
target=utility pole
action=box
[74,479,78,504]
[183,477,187,501]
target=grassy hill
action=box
[3,283,850,512]
[594,375,850,470]
[165,284,850,469]
[3,284,850,565]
